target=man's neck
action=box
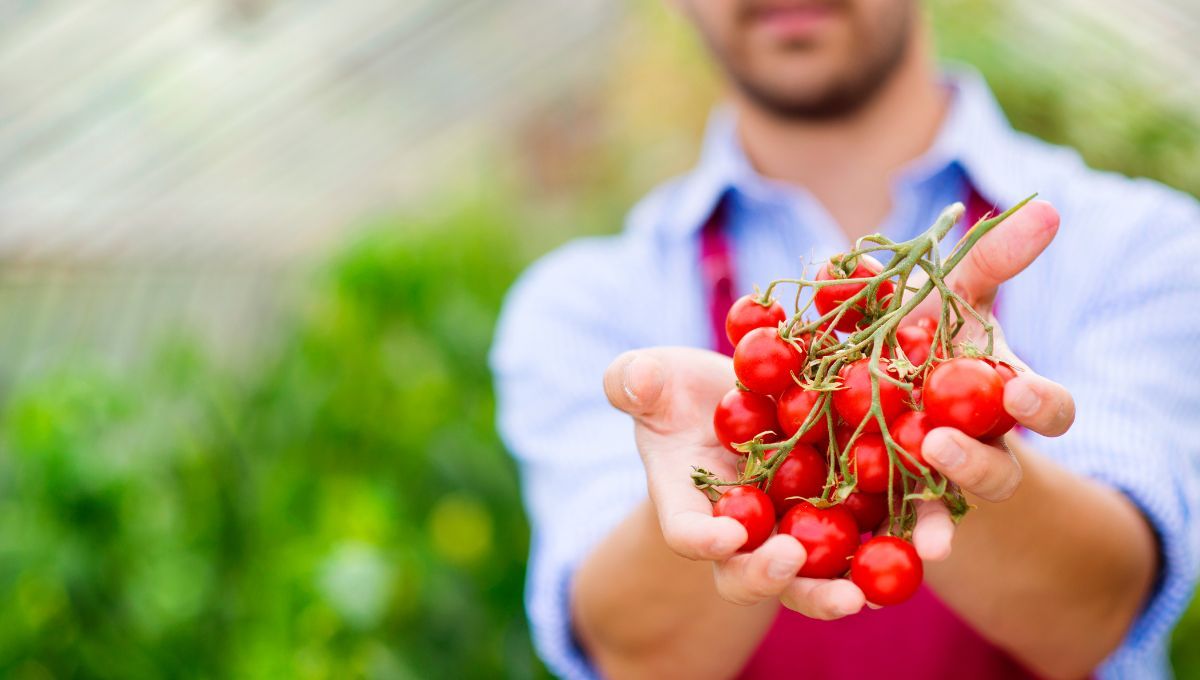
[734,40,948,242]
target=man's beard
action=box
[732,35,911,121]
[716,5,916,122]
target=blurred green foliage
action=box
[0,201,546,679]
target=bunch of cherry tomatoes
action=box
[703,242,1021,607]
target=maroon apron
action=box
[699,192,1037,679]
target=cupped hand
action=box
[602,200,1073,612]
[907,200,1076,559]
[603,346,867,618]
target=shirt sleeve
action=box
[489,237,656,680]
[1028,196,1200,677]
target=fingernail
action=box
[925,432,965,470]
[768,558,798,580]
[1009,381,1041,418]
[621,356,641,404]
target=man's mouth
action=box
[745,1,844,40]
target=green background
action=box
[2,2,1198,678]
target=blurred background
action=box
[0,1,1198,678]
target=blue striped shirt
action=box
[490,68,1200,679]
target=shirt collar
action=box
[660,66,1027,239]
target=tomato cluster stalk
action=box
[695,195,1034,544]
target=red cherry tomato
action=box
[910,315,954,361]
[842,491,888,533]
[850,536,923,606]
[914,315,939,333]
[713,485,775,552]
[907,386,924,411]
[832,359,908,433]
[923,357,1005,438]
[980,361,1019,439]
[777,386,830,444]
[814,254,896,332]
[777,501,860,578]
[713,388,780,454]
[726,294,787,346]
[733,327,807,396]
[896,325,934,369]
[833,424,855,454]
[847,433,895,494]
[890,411,933,474]
[767,445,827,515]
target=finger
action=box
[603,351,668,418]
[948,200,1060,306]
[1004,373,1076,437]
[657,507,747,561]
[646,444,748,559]
[603,347,734,423]
[912,499,955,562]
[712,534,807,605]
[922,427,1023,502]
[780,577,865,620]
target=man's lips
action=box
[747,2,841,40]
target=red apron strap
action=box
[700,199,736,357]
[963,185,994,233]
[961,184,1004,317]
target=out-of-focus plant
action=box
[0,198,547,679]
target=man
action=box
[491,2,1200,678]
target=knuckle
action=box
[660,518,701,559]
[804,602,841,621]
[996,461,1023,500]
[713,578,738,603]
[981,456,1022,502]
[956,456,990,492]
[967,246,1006,291]
[780,591,834,620]
[714,573,756,606]
[662,533,692,558]
[778,593,807,616]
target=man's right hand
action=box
[602,347,870,619]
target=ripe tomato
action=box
[896,325,934,369]
[713,485,775,552]
[777,501,860,578]
[924,357,1005,438]
[850,536,923,606]
[767,445,827,515]
[777,386,830,444]
[832,359,908,433]
[733,327,807,396]
[980,361,1019,439]
[842,491,888,533]
[847,433,895,494]
[908,386,923,410]
[814,254,896,332]
[890,410,933,474]
[726,294,787,346]
[713,388,780,454]
[914,315,939,334]
[833,424,856,454]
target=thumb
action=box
[948,199,1059,306]
[604,350,668,417]
[604,347,734,424]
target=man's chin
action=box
[734,77,877,121]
